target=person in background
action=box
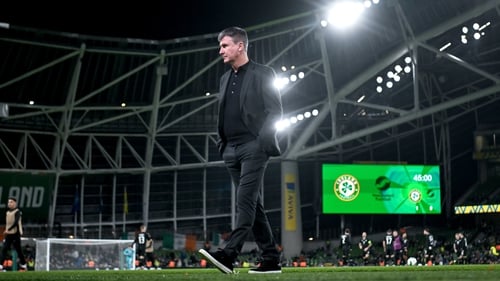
[423,227,437,265]
[199,26,283,275]
[145,237,155,268]
[133,224,153,269]
[358,231,372,265]
[0,197,28,271]
[453,231,468,264]
[382,228,393,265]
[391,229,403,265]
[339,228,352,266]
[401,231,409,265]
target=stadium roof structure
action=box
[0,0,499,237]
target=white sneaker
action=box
[20,264,28,269]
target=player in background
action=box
[382,229,393,266]
[339,228,352,266]
[453,231,468,264]
[391,230,403,265]
[400,231,409,265]
[133,225,153,269]
[358,231,372,265]
[423,227,437,265]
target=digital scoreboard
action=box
[322,164,441,214]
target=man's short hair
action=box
[218,26,248,52]
[8,197,17,202]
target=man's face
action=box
[8,199,17,209]
[219,36,243,65]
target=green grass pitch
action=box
[2,265,500,280]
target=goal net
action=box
[35,238,135,271]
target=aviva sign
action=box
[0,172,54,220]
[454,204,500,214]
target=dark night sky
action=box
[0,1,318,40]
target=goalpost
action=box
[35,238,135,271]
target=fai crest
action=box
[333,174,360,202]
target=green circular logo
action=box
[334,174,360,202]
[409,189,422,203]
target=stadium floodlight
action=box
[404,66,411,73]
[290,74,298,82]
[312,109,319,116]
[325,1,365,29]
[29,100,35,105]
[376,76,383,83]
[120,102,127,107]
[386,81,393,88]
[376,85,383,93]
[404,56,412,64]
[297,114,304,121]
[274,77,289,90]
[298,72,305,79]
[275,119,291,132]
[304,111,312,118]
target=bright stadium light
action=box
[275,119,290,132]
[312,109,319,116]
[326,1,365,29]
[273,77,289,90]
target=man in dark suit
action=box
[199,26,283,274]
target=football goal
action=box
[35,238,135,271]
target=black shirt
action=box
[222,61,255,145]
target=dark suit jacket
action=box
[217,60,283,157]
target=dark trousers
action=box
[222,140,279,261]
[1,233,27,266]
